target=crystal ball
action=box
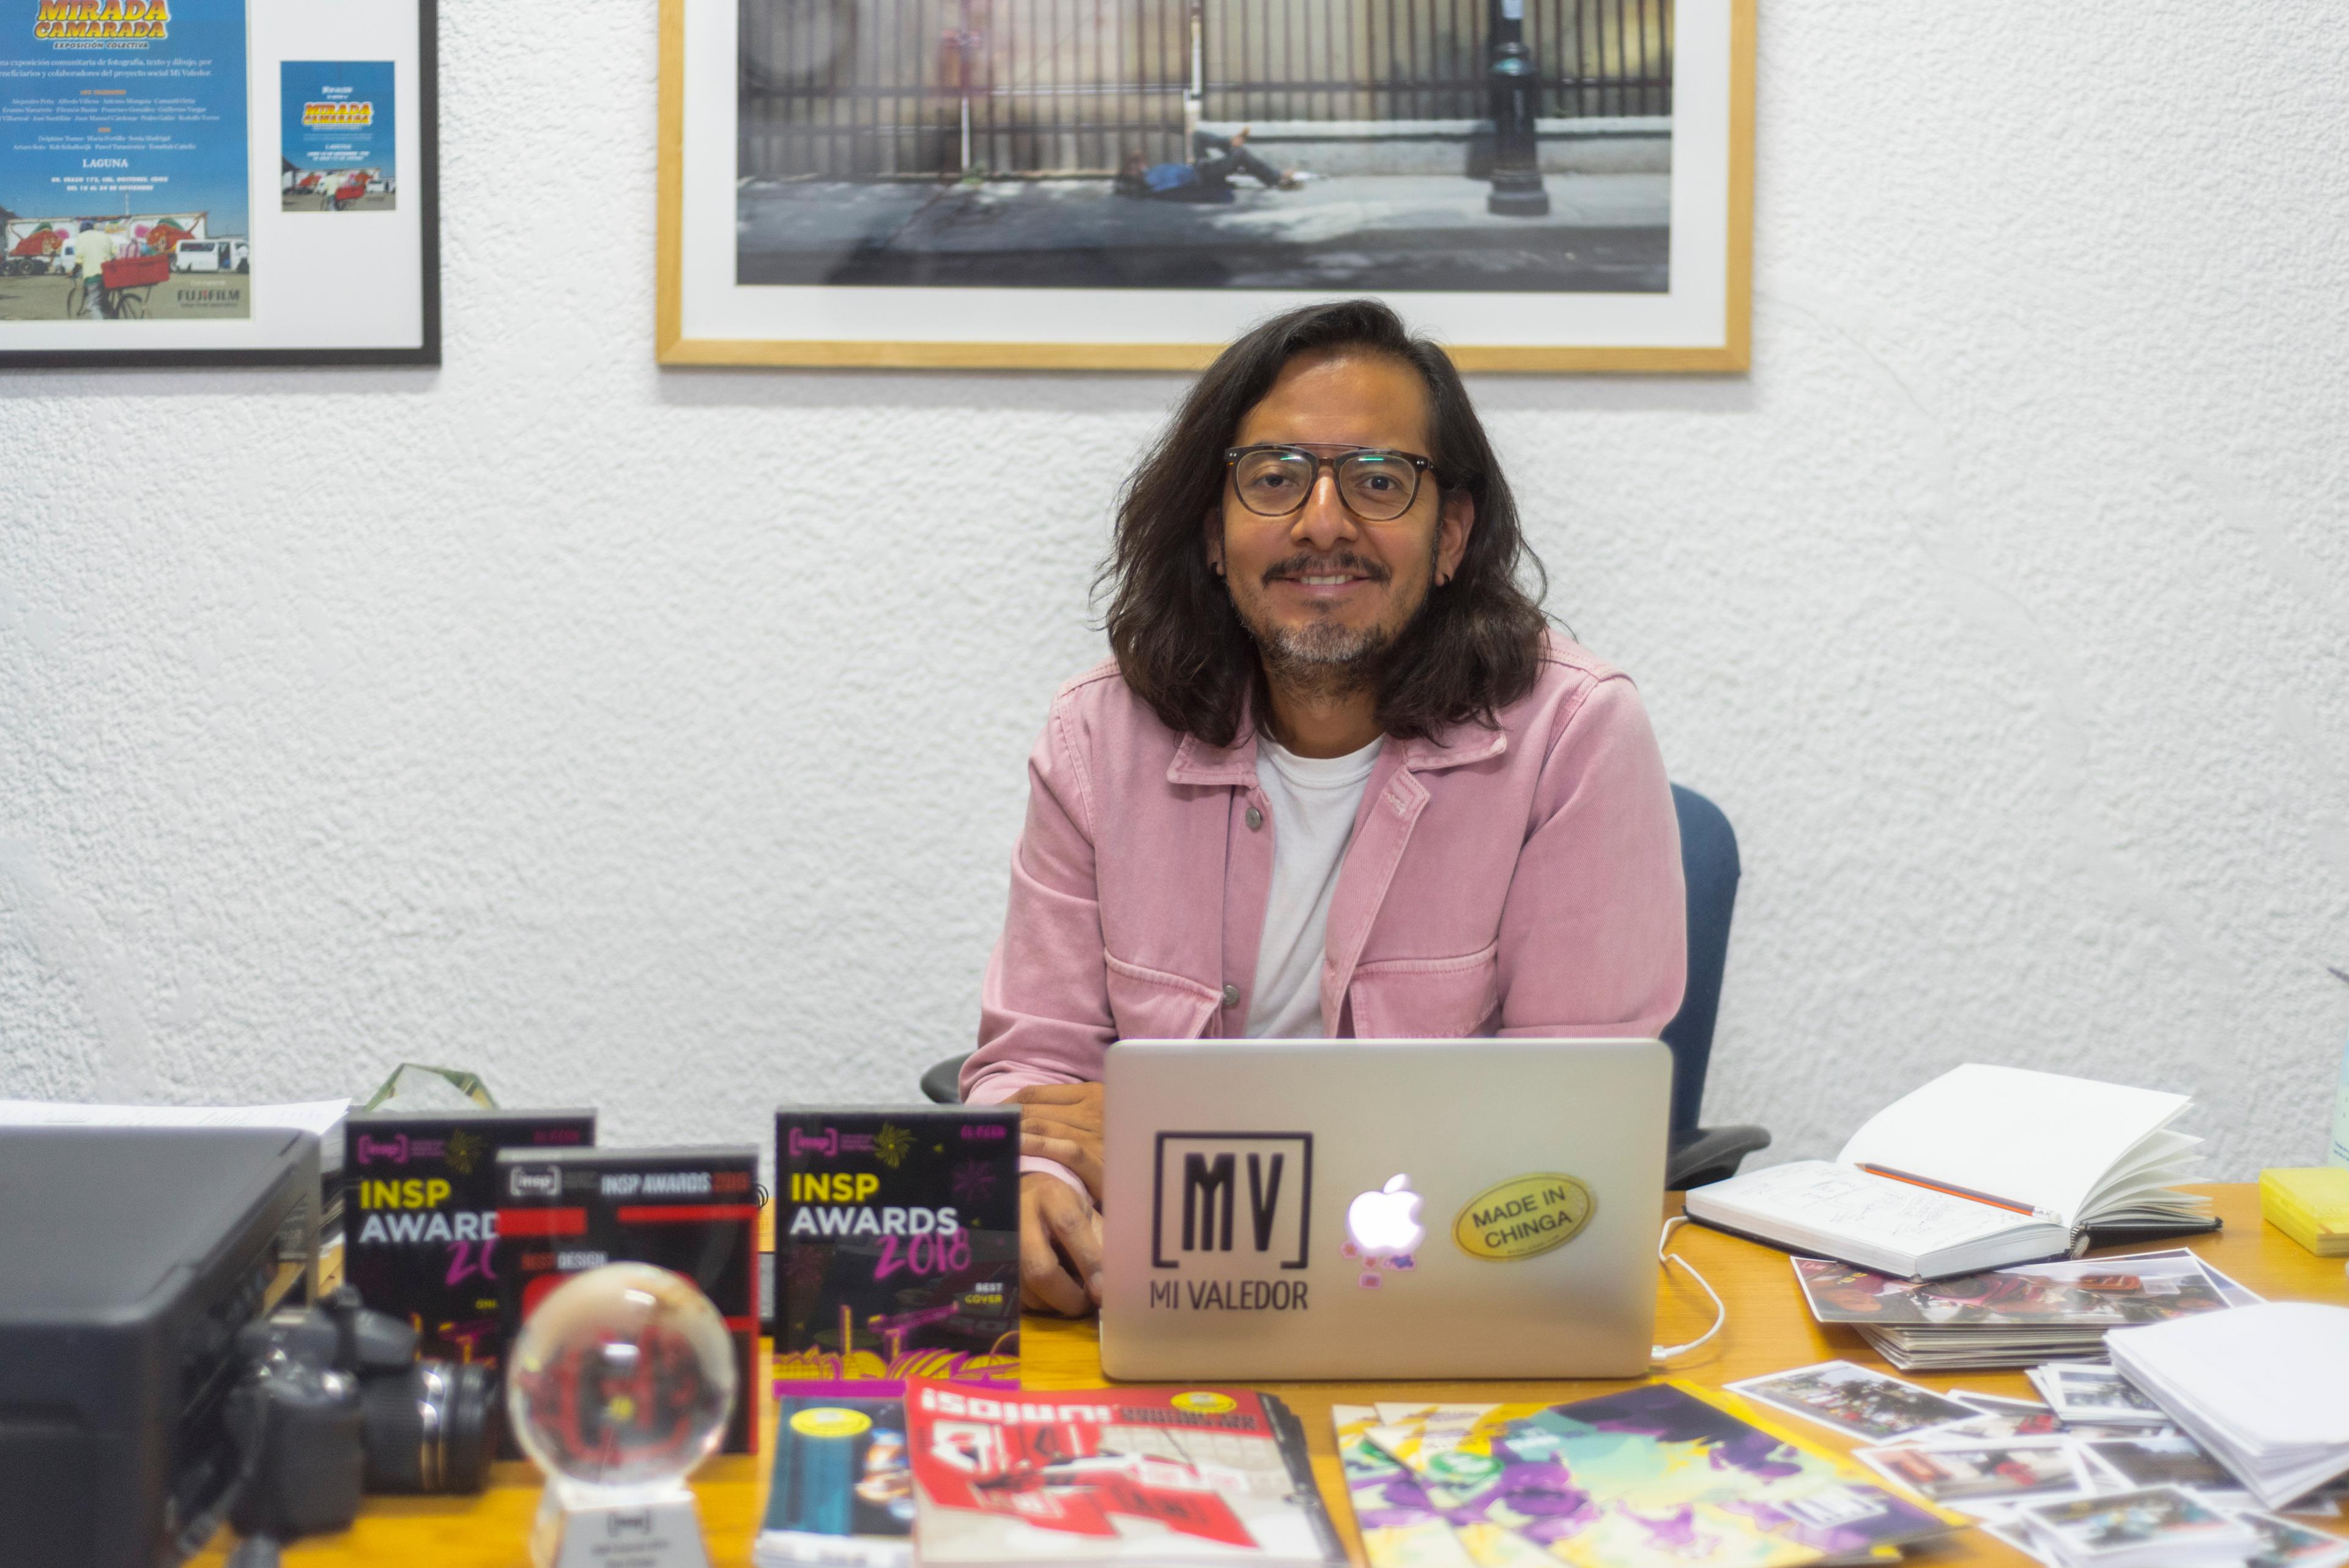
[505,1262,738,1494]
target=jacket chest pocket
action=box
[1104,952,1222,1041]
[1346,942,1500,1039]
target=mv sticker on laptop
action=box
[1147,1132,1313,1313]
[1453,1173,1595,1260]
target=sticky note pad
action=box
[2260,1167,2349,1256]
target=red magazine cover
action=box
[904,1380,1342,1566]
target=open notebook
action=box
[1683,1064,2211,1279]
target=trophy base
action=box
[531,1478,713,1568]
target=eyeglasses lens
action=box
[1233,450,1313,514]
[1337,453,1416,519]
[1231,450,1416,521]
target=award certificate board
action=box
[1,0,436,365]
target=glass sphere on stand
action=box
[507,1263,738,1567]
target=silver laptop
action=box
[1099,1037,1669,1380]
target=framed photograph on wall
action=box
[1,0,438,368]
[659,0,1750,371]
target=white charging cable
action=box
[1650,1215,1727,1363]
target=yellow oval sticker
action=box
[1453,1174,1595,1260]
[790,1406,875,1439]
[1170,1391,1238,1415]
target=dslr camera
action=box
[223,1285,494,1551]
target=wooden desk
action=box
[207,1184,2347,1567]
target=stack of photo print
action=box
[1720,1357,2349,1568]
[1791,1248,2262,1370]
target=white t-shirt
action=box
[1244,735,1384,1038]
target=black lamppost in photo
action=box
[1486,0,1550,216]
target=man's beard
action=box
[1255,610,1398,697]
[1229,545,1426,704]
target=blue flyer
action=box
[0,0,252,321]
[280,58,392,212]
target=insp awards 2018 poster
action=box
[280,60,392,212]
[0,0,251,322]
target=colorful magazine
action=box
[755,1395,915,1567]
[1344,1381,1961,1568]
[1334,1405,1474,1568]
[906,1380,1343,1566]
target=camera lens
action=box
[357,1358,495,1494]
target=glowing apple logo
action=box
[1345,1174,1424,1269]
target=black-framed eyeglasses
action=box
[1223,443,1436,522]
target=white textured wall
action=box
[4,3,2345,1180]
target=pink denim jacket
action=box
[963,634,1689,1131]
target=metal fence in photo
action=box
[738,0,1674,179]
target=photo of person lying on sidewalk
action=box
[1115,127,1304,203]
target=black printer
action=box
[0,1125,318,1568]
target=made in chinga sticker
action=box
[1453,1173,1595,1260]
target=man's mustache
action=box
[1258,549,1392,586]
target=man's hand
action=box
[1020,1172,1103,1316]
[1011,1081,1105,1202]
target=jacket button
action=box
[1222,983,1241,1008]
[1245,806,1264,830]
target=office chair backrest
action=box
[1660,783,1741,1135]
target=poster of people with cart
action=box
[0,0,252,322]
[280,60,396,212]
[659,0,1750,369]
[2,0,437,365]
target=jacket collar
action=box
[1166,715,1506,785]
[1395,727,1508,771]
[1167,728,1260,786]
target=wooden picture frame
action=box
[658,0,1751,372]
[0,0,440,370]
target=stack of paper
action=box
[2108,1302,2349,1510]
[1791,1249,2258,1370]
[2261,1168,2349,1257]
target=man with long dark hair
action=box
[965,300,1687,1314]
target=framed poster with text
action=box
[1,0,437,367]
[658,0,1751,371]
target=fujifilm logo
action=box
[507,1165,561,1199]
[1148,1132,1312,1314]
